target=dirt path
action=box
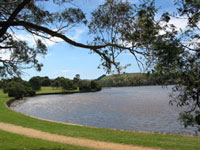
[0,122,162,150]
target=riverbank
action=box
[0,88,200,150]
[6,86,100,107]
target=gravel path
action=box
[0,122,163,150]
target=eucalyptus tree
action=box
[88,0,160,72]
[151,0,200,131]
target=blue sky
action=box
[18,0,185,80]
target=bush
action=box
[60,78,76,90]
[79,80,91,91]
[29,77,41,91]
[25,86,36,96]
[91,81,102,91]
[0,80,3,88]
[51,80,60,89]
[3,81,36,99]
[40,77,51,86]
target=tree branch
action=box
[0,21,119,71]
[0,0,31,37]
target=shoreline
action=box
[6,92,199,138]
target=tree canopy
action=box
[0,0,199,131]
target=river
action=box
[11,86,196,134]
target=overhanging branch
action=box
[0,0,31,37]
[0,21,118,71]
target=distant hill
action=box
[95,74,106,81]
[97,73,156,87]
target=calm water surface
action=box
[11,86,196,134]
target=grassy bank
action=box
[0,88,200,150]
[0,130,94,150]
[36,86,78,94]
[36,86,64,94]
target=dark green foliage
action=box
[73,74,80,87]
[29,76,41,91]
[25,86,36,97]
[51,80,60,89]
[40,77,51,86]
[91,81,102,91]
[50,75,102,92]
[79,80,91,91]
[60,78,76,90]
[79,80,101,91]
[3,81,35,99]
[3,81,26,99]
[51,77,77,90]
[0,80,3,88]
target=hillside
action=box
[97,73,156,87]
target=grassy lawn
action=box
[0,88,200,150]
[0,130,94,150]
[36,86,64,94]
[36,86,78,94]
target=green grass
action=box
[0,130,94,150]
[36,86,63,94]
[0,88,200,150]
[36,86,78,94]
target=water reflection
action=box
[11,86,196,134]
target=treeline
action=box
[96,73,158,87]
[0,74,101,99]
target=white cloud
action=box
[0,27,85,61]
[13,27,86,48]
[15,33,64,47]
[168,17,188,30]
[67,27,86,42]
[159,17,188,35]
[0,50,11,60]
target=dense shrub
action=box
[91,81,102,91]
[25,86,36,96]
[60,78,76,90]
[79,80,102,91]
[29,77,41,91]
[40,77,51,86]
[79,80,91,91]
[51,80,60,89]
[0,80,3,88]
[3,81,35,99]
[73,74,80,87]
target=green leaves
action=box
[3,80,36,99]
[0,33,47,77]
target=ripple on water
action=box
[11,86,197,135]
